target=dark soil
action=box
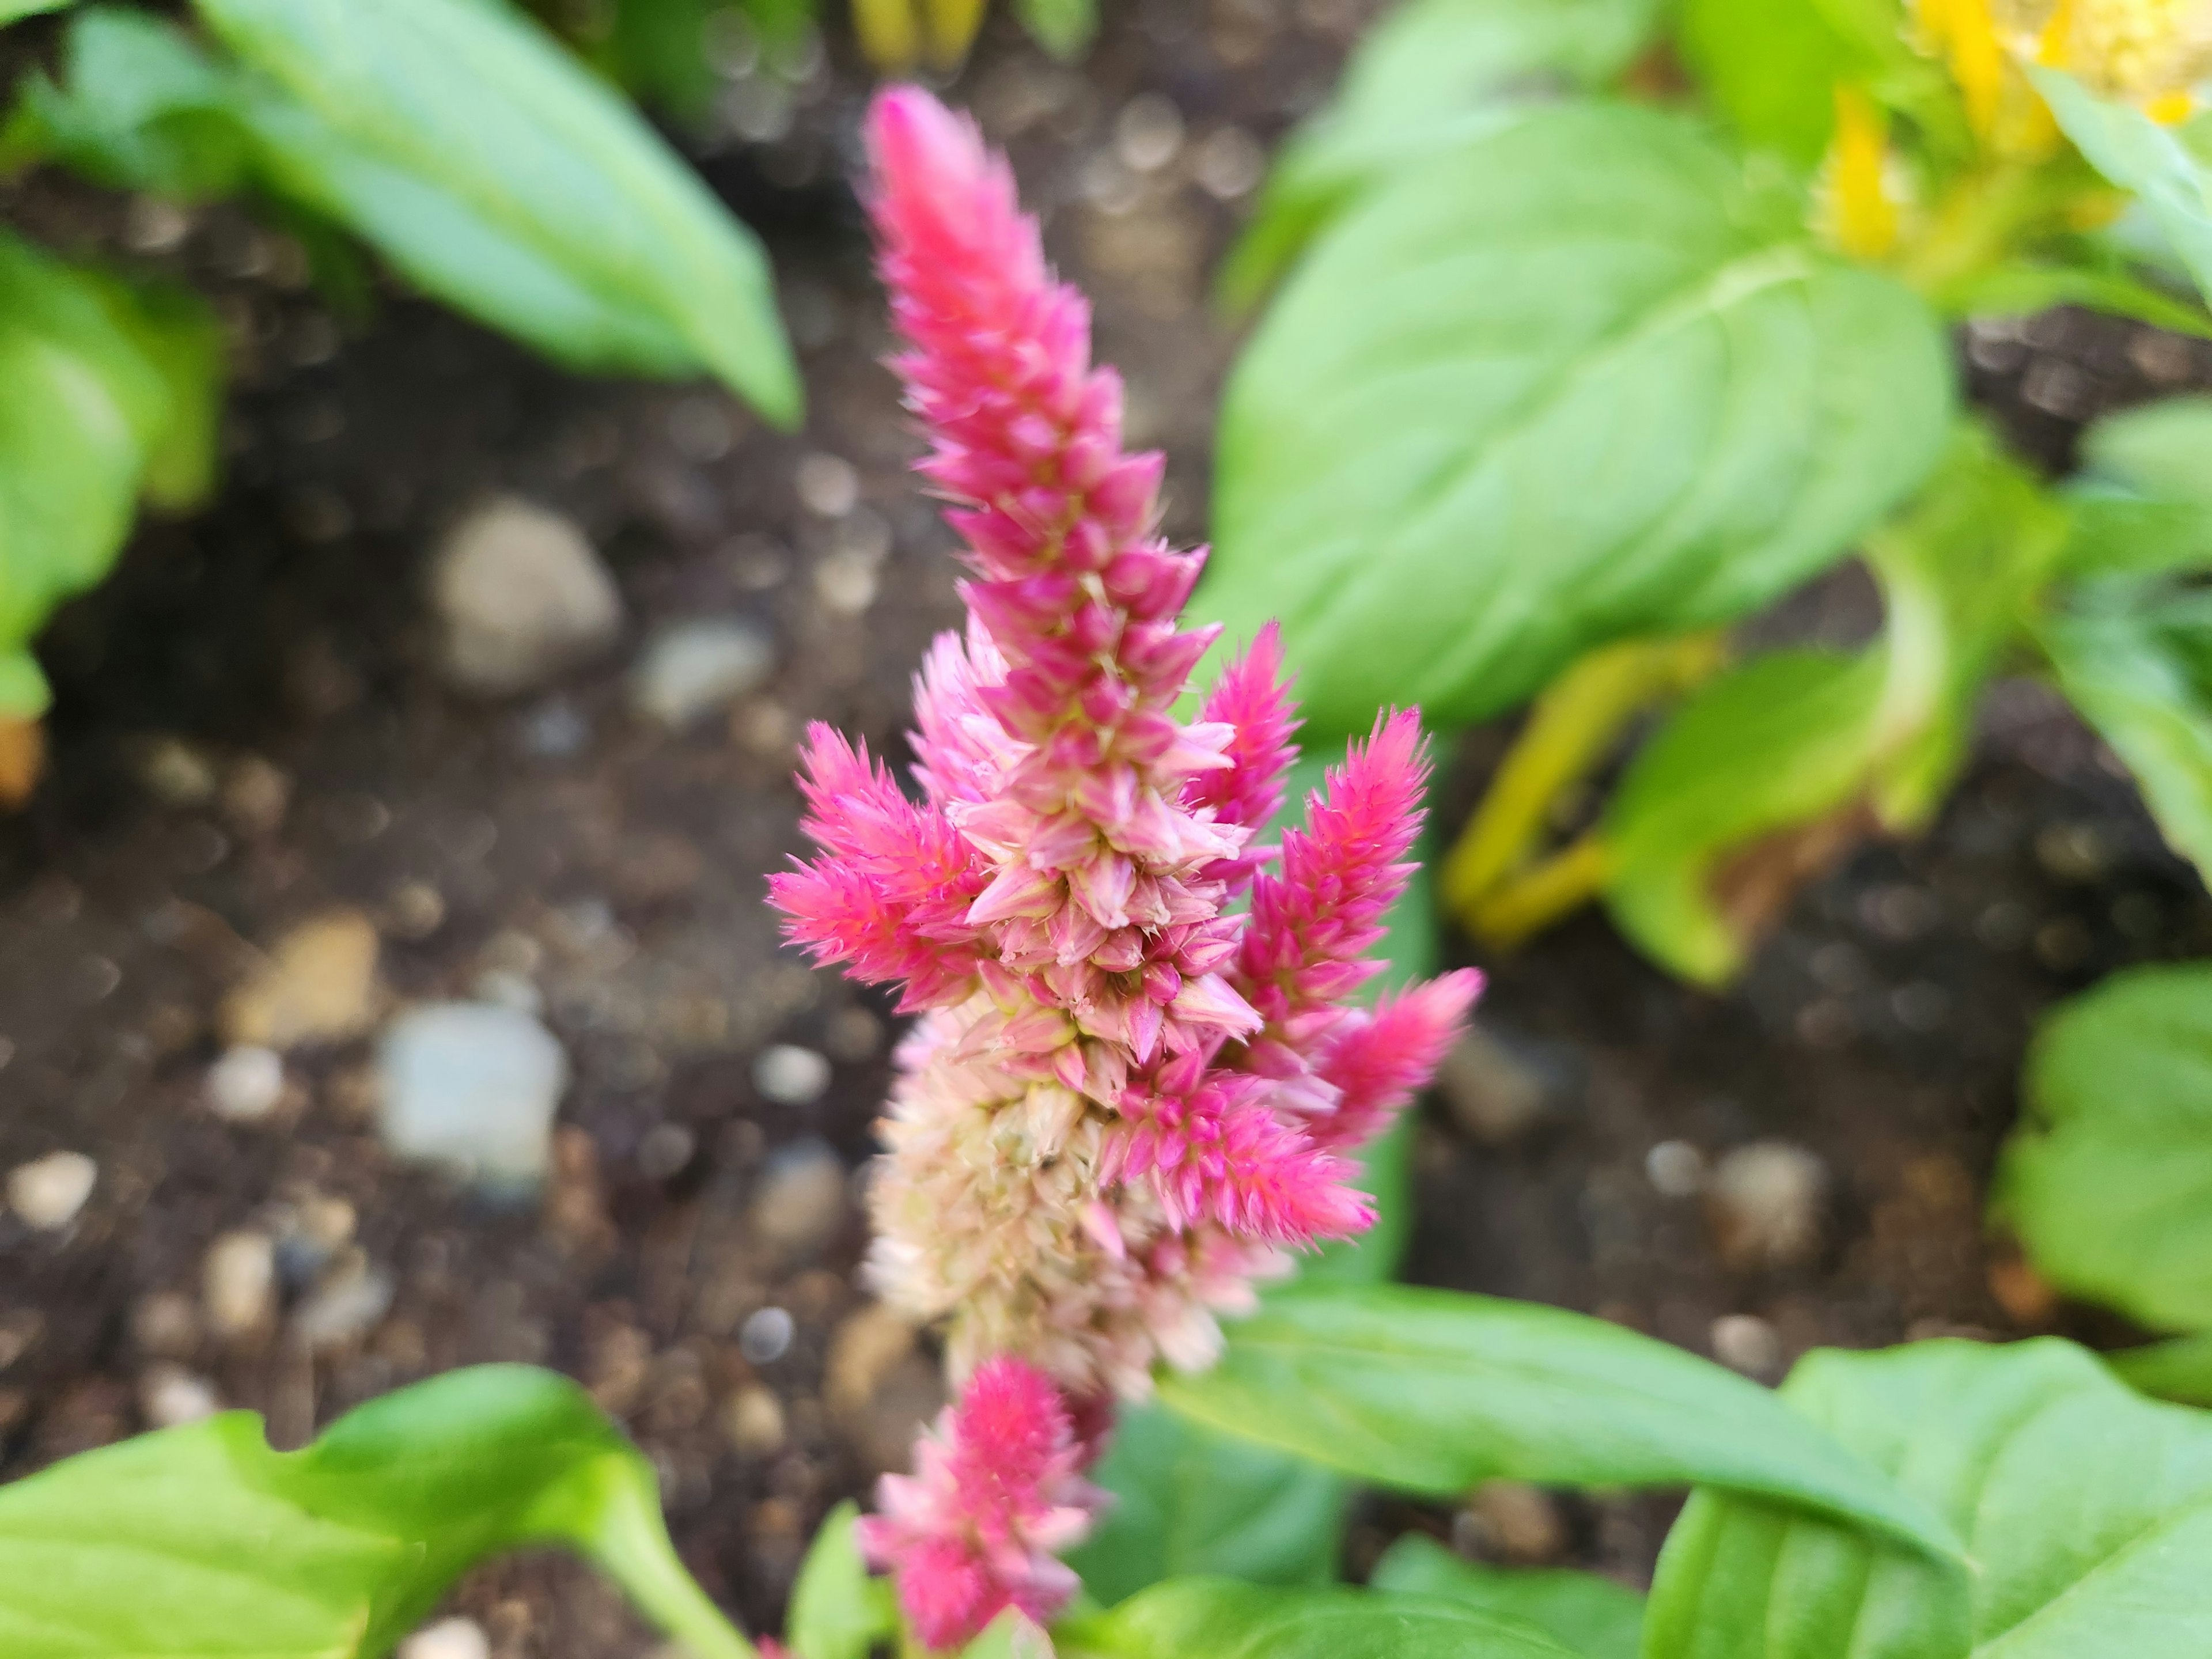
[3,1,2210,1649]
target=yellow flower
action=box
[1824,84,1903,258]
[1917,0,2212,135]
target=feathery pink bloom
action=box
[771,84,1477,1402]
[858,1357,1105,1652]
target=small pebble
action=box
[630,618,775,729]
[1459,1480,1565,1563]
[1194,126,1265,198]
[1711,1313,1783,1378]
[750,1138,847,1256]
[754,1043,831,1106]
[7,1152,96,1230]
[292,1266,395,1352]
[221,755,291,837]
[131,1291,202,1358]
[1645,1139,1706,1199]
[1115,93,1185,172]
[206,1046,286,1122]
[1706,1142,1830,1271]
[135,736,219,806]
[794,453,859,517]
[430,498,623,696]
[2035,822,2109,884]
[637,1123,697,1181]
[139,1363,220,1427]
[1437,1025,1548,1145]
[204,1230,277,1338]
[825,1301,918,1419]
[740,1305,796,1364]
[399,1618,491,1659]
[221,910,381,1051]
[725,1385,787,1455]
[377,1002,570,1191]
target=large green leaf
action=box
[12,2,798,421]
[786,1502,898,1659]
[2039,576,2212,883]
[2111,1330,2212,1408]
[0,229,220,715]
[1643,1339,2212,1658]
[1220,0,1662,306]
[0,0,74,21]
[2057,395,2212,580]
[0,1364,755,1658]
[2038,69,2212,307]
[1059,1579,1580,1659]
[1203,102,1951,739]
[1602,432,2062,984]
[1992,963,2212,1332]
[1074,791,1439,1601]
[1157,1284,1960,1561]
[1371,1537,1644,1659]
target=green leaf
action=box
[1219,0,1662,307]
[1059,1578,1581,1659]
[191,0,798,421]
[1156,1283,1960,1561]
[2080,393,2212,505]
[0,1363,755,1658]
[0,230,199,671]
[1370,1536,1645,1659]
[1677,0,1857,164]
[1934,259,2212,338]
[2058,399,2212,579]
[0,649,48,718]
[964,1609,1054,1658]
[1602,431,2063,984]
[79,270,224,510]
[1015,0,1095,60]
[2109,1330,2212,1408]
[1074,797,1439,1601]
[1643,1339,2212,1658]
[1992,963,2212,1332]
[1202,102,1952,739]
[0,0,74,21]
[2038,577,2212,882]
[2037,68,2212,307]
[787,1501,897,1659]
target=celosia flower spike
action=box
[857,1357,1105,1652]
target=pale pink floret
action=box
[858,1357,1105,1653]
[772,79,1475,1424]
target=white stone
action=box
[140,1363,221,1427]
[1645,1139,1707,1199]
[377,1002,569,1191]
[1706,1141,1830,1270]
[753,1043,830,1106]
[430,497,623,695]
[206,1046,285,1122]
[740,1305,795,1364]
[630,618,774,729]
[749,1137,846,1255]
[293,1267,395,1352]
[399,1618,491,1659]
[204,1230,277,1338]
[1711,1313,1783,1378]
[7,1152,95,1230]
[794,453,859,517]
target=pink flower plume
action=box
[1315,969,1485,1151]
[858,1357,1105,1652]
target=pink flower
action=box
[858,1357,1105,1652]
[770,84,1478,1396]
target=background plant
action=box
[1198,0,2212,1391]
[0,0,802,796]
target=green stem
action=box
[1440,632,1724,930]
[1467,834,1613,953]
[583,1462,759,1659]
[1899,160,2095,305]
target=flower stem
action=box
[1465,834,1614,953]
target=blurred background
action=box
[1,1,2209,1652]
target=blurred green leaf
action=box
[964,1609,1054,1657]
[2037,68,2212,307]
[2039,576,2212,883]
[0,649,47,718]
[1158,1283,1961,1560]
[0,1365,755,1658]
[1677,0,1858,164]
[1370,1537,1644,1659]
[0,229,217,713]
[1993,963,2212,1332]
[1643,1339,2212,1658]
[1935,260,2212,338]
[2058,397,2212,579]
[1058,1578,1580,1658]
[1016,0,1096,60]
[787,1501,898,1659]
[0,0,74,22]
[2081,393,2212,504]
[1221,0,1661,308]
[2109,1329,2212,1408]
[1203,102,1952,739]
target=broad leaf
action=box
[2111,1330,2212,1408]
[0,230,216,716]
[2058,396,2212,580]
[1157,1284,1960,1560]
[1075,796,1438,1601]
[1371,1537,1644,1659]
[2039,577,2212,882]
[0,0,73,21]
[1059,1578,1580,1659]
[1936,259,2212,338]
[2079,393,2212,507]
[963,1609,1054,1657]
[1677,0,1861,164]
[1220,0,1662,306]
[787,1502,897,1659]
[1643,1339,2212,1658]
[1203,102,1951,738]
[1992,962,2212,1331]
[2038,69,2212,306]
[0,1363,755,1658]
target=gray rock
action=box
[1711,1313,1783,1378]
[206,1046,285,1123]
[754,1043,830,1107]
[430,498,623,695]
[749,1137,847,1256]
[1438,1024,1549,1145]
[376,1002,569,1191]
[1706,1141,1830,1270]
[7,1152,96,1230]
[292,1264,395,1352]
[740,1305,795,1364]
[630,618,774,729]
